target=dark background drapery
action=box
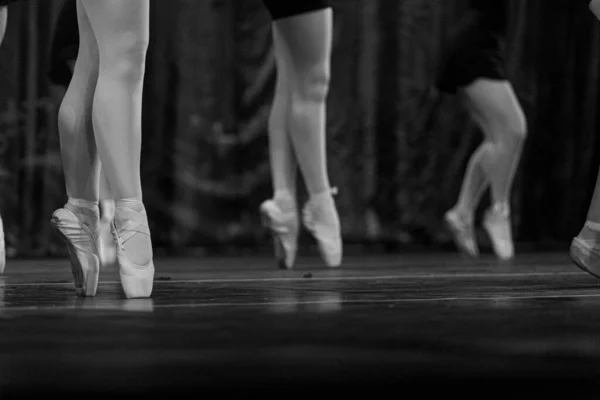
[0,0,598,257]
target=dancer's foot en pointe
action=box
[112,199,154,299]
[482,203,514,260]
[302,188,342,268]
[445,208,479,258]
[51,198,100,297]
[570,222,600,279]
[260,194,299,269]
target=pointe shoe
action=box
[98,222,117,268]
[50,207,100,297]
[98,200,117,267]
[0,215,5,275]
[444,209,479,258]
[260,199,299,269]
[482,206,514,261]
[570,236,600,279]
[111,205,155,299]
[302,188,342,268]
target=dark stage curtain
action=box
[0,0,598,256]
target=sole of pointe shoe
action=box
[570,238,600,279]
[50,218,99,297]
[260,208,295,270]
[445,217,479,258]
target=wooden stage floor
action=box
[1,252,600,397]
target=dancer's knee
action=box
[293,64,330,103]
[508,111,527,141]
[503,115,527,154]
[101,33,148,81]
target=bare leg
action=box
[58,1,101,202]
[259,26,301,269]
[461,80,526,211]
[273,9,333,196]
[50,0,102,296]
[447,79,526,260]
[452,94,492,220]
[272,9,341,267]
[80,0,152,267]
[79,0,154,298]
[268,27,298,208]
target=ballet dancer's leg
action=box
[273,9,342,267]
[80,0,154,298]
[445,96,491,258]
[273,10,332,195]
[260,28,300,269]
[51,1,101,296]
[447,79,526,260]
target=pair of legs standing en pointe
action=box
[52,0,154,298]
[445,79,527,261]
[259,2,342,269]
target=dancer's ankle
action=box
[450,204,474,222]
[490,201,510,217]
[114,198,152,266]
[65,197,100,231]
[578,221,600,245]
[274,190,296,213]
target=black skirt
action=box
[0,0,21,6]
[436,12,508,93]
[262,0,330,20]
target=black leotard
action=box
[262,0,330,21]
